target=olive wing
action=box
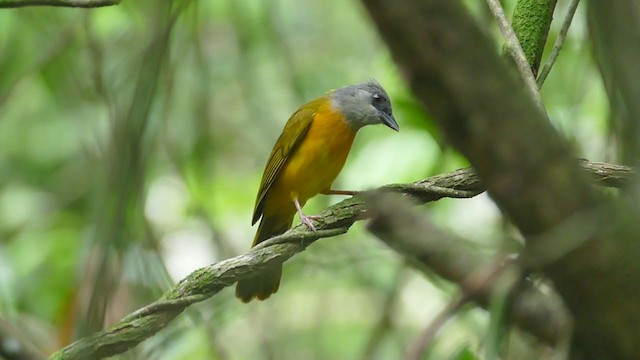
[252,105,316,224]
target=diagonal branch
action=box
[365,193,570,348]
[537,0,582,87]
[49,160,631,360]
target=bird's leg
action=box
[320,189,360,196]
[293,197,317,231]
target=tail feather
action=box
[236,214,292,302]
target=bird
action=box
[236,80,399,302]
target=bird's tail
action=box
[235,213,293,302]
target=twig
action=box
[485,0,546,112]
[405,292,468,360]
[361,266,407,360]
[484,265,522,360]
[0,320,47,360]
[0,0,118,7]
[405,258,516,360]
[537,0,582,87]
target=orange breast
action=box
[264,101,356,213]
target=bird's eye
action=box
[372,93,381,103]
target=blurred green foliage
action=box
[0,0,607,359]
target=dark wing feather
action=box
[252,102,319,224]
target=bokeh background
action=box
[0,0,608,359]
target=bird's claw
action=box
[293,197,321,232]
[300,214,317,232]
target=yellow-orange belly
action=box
[264,106,356,214]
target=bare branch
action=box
[485,0,546,112]
[0,0,119,8]
[405,292,469,360]
[361,266,408,360]
[537,0,582,87]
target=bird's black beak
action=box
[380,111,399,131]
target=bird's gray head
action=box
[330,80,399,131]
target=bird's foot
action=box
[293,196,320,232]
[299,213,317,232]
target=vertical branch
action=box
[485,0,546,112]
[588,0,640,169]
[361,266,407,360]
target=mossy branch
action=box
[510,0,558,76]
[49,160,630,360]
